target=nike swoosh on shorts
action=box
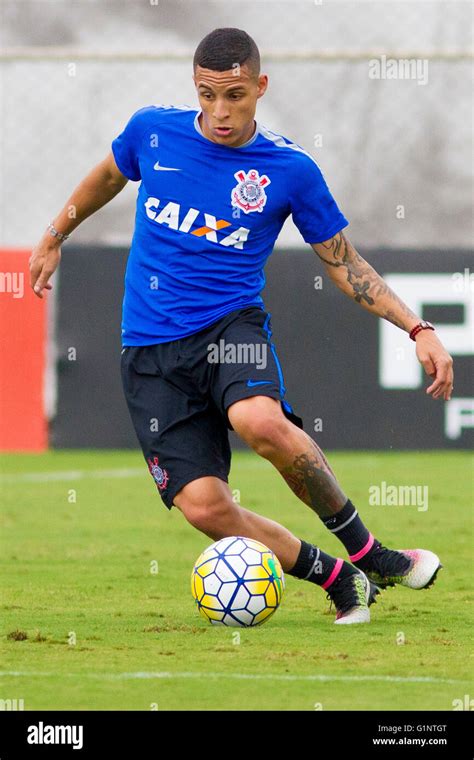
[246,380,273,387]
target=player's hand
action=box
[415,331,454,401]
[29,238,62,299]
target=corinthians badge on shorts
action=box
[147,455,169,491]
[231,169,271,214]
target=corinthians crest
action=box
[147,455,169,491]
[231,169,271,214]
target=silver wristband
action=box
[47,222,70,242]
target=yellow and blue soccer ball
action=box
[191,536,285,627]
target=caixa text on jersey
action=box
[144,197,250,249]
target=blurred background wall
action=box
[0,0,472,450]
[1,0,472,248]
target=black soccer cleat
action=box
[326,568,371,624]
[358,545,442,590]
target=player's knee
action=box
[182,501,237,536]
[230,399,290,458]
[174,483,237,536]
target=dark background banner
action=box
[52,246,473,450]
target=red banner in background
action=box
[0,249,48,451]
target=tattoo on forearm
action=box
[279,448,346,518]
[381,309,406,330]
[317,232,374,305]
[380,290,419,329]
[316,232,418,328]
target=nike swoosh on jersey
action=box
[246,380,273,387]
[153,161,182,171]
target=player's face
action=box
[193,64,268,148]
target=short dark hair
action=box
[193,28,260,78]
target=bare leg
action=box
[173,476,302,571]
[173,476,374,623]
[278,429,348,517]
[228,397,347,518]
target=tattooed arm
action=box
[311,231,454,400]
[312,232,419,329]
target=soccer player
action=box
[30,28,454,624]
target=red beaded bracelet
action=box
[409,321,435,341]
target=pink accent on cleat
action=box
[321,558,344,590]
[349,534,375,563]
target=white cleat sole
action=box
[398,549,442,589]
[334,571,371,625]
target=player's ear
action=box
[256,74,268,99]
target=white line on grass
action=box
[0,468,145,484]
[0,671,469,685]
[1,458,271,484]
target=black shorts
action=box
[121,305,303,509]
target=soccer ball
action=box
[191,536,285,627]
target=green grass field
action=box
[0,449,472,711]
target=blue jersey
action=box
[112,105,348,345]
